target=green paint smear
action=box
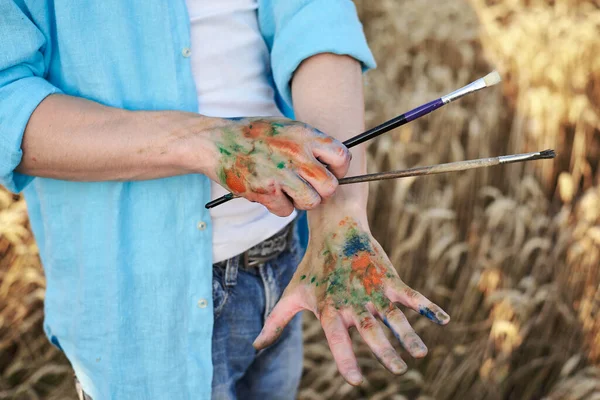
[326,266,348,295]
[230,143,244,153]
[370,290,389,310]
[220,127,253,155]
[310,276,316,283]
[217,168,227,185]
[321,260,388,312]
[218,147,231,156]
[300,275,306,280]
[271,122,286,136]
[277,161,285,169]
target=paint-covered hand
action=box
[205,117,350,216]
[253,216,450,385]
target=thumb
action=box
[253,291,305,350]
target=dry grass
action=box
[299,0,599,399]
[1,0,599,399]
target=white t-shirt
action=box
[186,0,297,263]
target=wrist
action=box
[308,187,370,232]
[149,111,224,177]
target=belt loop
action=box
[225,256,239,287]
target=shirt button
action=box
[181,47,191,58]
[197,221,207,231]
[197,298,208,308]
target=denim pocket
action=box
[212,268,228,318]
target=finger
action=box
[352,311,407,375]
[281,173,322,210]
[320,311,363,386]
[311,139,352,178]
[379,305,428,358]
[386,282,450,325]
[296,159,338,199]
[263,194,295,217]
[253,291,304,350]
[250,185,295,217]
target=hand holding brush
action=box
[206,71,502,209]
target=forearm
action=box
[17,94,218,181]
[291,53,369,227]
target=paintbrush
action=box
[344,70,502,147]
[338,150,556,185]
[206,71,502,209]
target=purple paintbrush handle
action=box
[404,98,445,122]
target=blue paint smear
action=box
[419,306,440,323]
[342,232,371,257]
[383,317,402,342]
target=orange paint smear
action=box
[352,252,371,270]
[233,156,253,174]
[350,251,385,295]
[224,155,254,194]
[225,169,246,193]
[243,121,272,138]
[299,164,328,181]
[360,317,376,330]
[266,138,301,155]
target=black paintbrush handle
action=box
[205,193,235,209]
[343,114,407,148]
[343,98,444,148]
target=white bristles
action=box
[482,71,502,87]
[441,71,502,104]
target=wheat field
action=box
[1,1,599,399]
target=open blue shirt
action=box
[0,1,375,398]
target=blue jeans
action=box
[211,232,304,400]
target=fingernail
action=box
[252,333,264,349]
[347,370,363,385]
[391,359,407,374]
[436,310,450,324]
[412,343,428,357]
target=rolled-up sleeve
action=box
[0,1,61,193]
[258,0,376,109]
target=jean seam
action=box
[258,263,272,322]
[255,262,274,359]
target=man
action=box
[0,0,450,399]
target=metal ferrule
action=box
[441,78,487,104]
[498,152,536,164]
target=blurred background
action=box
[1,0,599,399]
